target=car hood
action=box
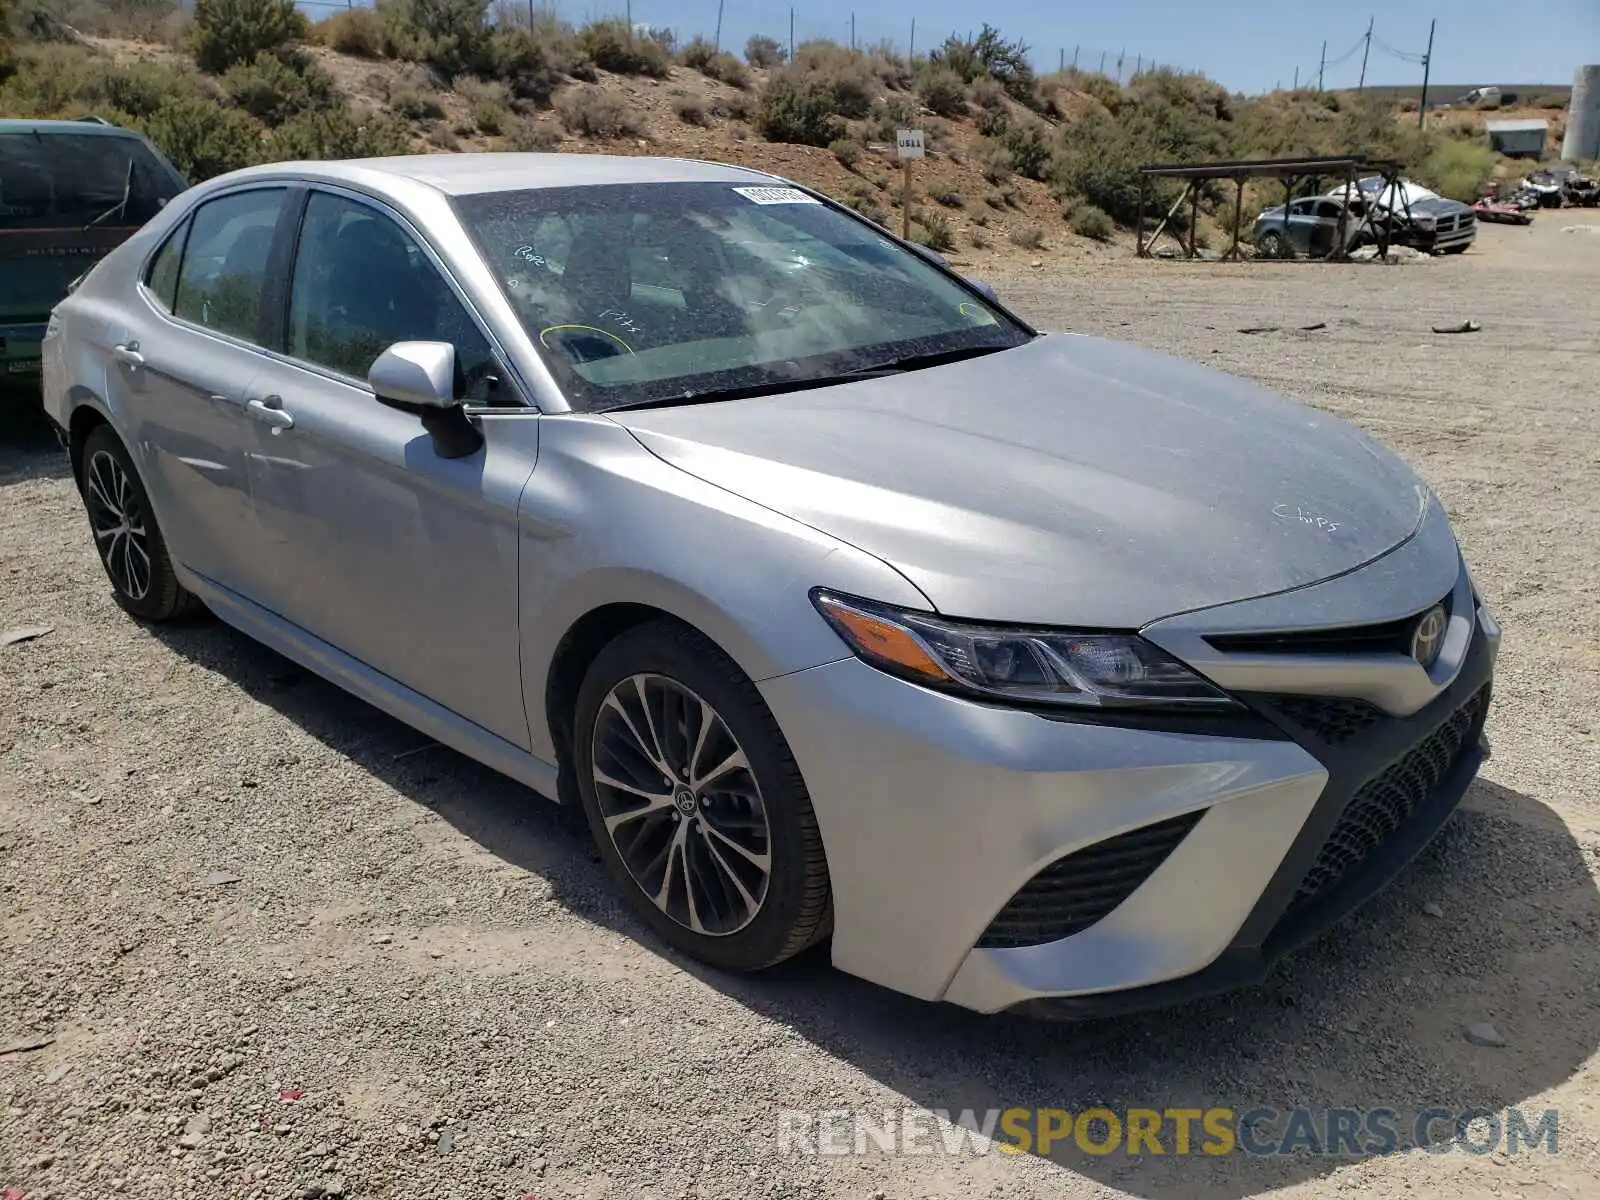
[610,334,1428,627]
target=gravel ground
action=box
[2,214,1598,1200]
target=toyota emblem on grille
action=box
[1411,605,1447,668]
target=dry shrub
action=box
[555,84,641,138]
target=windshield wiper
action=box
[827,344,1012,378]
[603,344,1016,414]
[83,158,135,231]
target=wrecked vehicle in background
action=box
[1325,177,1477,255]
[1562,172,1599,207]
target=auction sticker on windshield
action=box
[732,186,820,205]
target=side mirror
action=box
[369,340,483,460]
[965,277,999,304]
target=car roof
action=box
[0,117,144,138]
[213,153,787,198]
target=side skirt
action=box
[180,567,563,802]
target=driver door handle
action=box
[112,342,144,368]
[246,395,294,431]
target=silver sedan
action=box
[42,154,1499,1016]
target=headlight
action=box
[811,590,1238,710]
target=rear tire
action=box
[1442,243,1469,255]
[78,424,199,621]
[572,619,832,972]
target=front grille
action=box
[1290,687,1488,910]
[1205,593,1451,658]
[1259,695,1386,745]
[977,811,1203,949]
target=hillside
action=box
[0,1,1583,267]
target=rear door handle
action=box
[112,342,144,367]
[246,396,294,431]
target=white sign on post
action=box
[895,128,925,159]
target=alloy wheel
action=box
[84,449,152,602]
[590,673,773,937]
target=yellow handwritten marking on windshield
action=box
[538,324,635,354]
[958,302,991,321]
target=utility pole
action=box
[1418,18,1436,127]
[1098,51,1106,74]
[850,12,856,52]
[1294,66,1299,90]
[788,7,794,63]
[908,18,915,59]
[1059,48,1064,72]
[714,0,723,51]
[1317,39,1326,91]
[1072,45,1079,71]
[1358,16,1373,91]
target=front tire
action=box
[1256,229,1291,259]
[78,424,198,621]
[572,619,831,972]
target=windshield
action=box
[0,131,184,230]
[451,181,1028,411]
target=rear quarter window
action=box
[0,131,183,230]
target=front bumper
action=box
[763,531,1498,1014]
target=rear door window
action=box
[173,188,289,343]
[0,131,184,230]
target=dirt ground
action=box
[2,213,1598,1200]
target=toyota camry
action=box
[41,154,1499,1015]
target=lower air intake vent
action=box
[1291,687,1488,910]
[1262,695,1387,745]
[976,811,1204,950]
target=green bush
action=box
[864,95,915,143]
[916,64,966,118]
[133,92,262,178]
[970,76,1009,135]
[679,35,716,70]
[829,135,861,169]
[754,70,840,146]
[555,84,641,138]
[507,117,561,150]
[221,51,335,126]
[376,0,490,80]
[578,18,671,78]
[744,34,783,68]
[0,0,15,82]
[913,210,954,251]
[674,93,708,125]
[704,51,748,88]
[1071,203,1114,241]
[1001,117,1051,181]
[487,26,563,104]
[789,40,876,118]
[270,102,410,159]
[190,0,307,74]
[929,23,1035,105]
[1079,72,1123,114]
[310,9,385,58]
[388,84,442,120]
[971,136,1013,184]
[1414,137,1496,202]
[470,97,506,133]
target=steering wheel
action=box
[539,324,635,364]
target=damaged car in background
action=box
[1325,176,1478,255]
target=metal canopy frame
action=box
[1135,155,1406,262]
